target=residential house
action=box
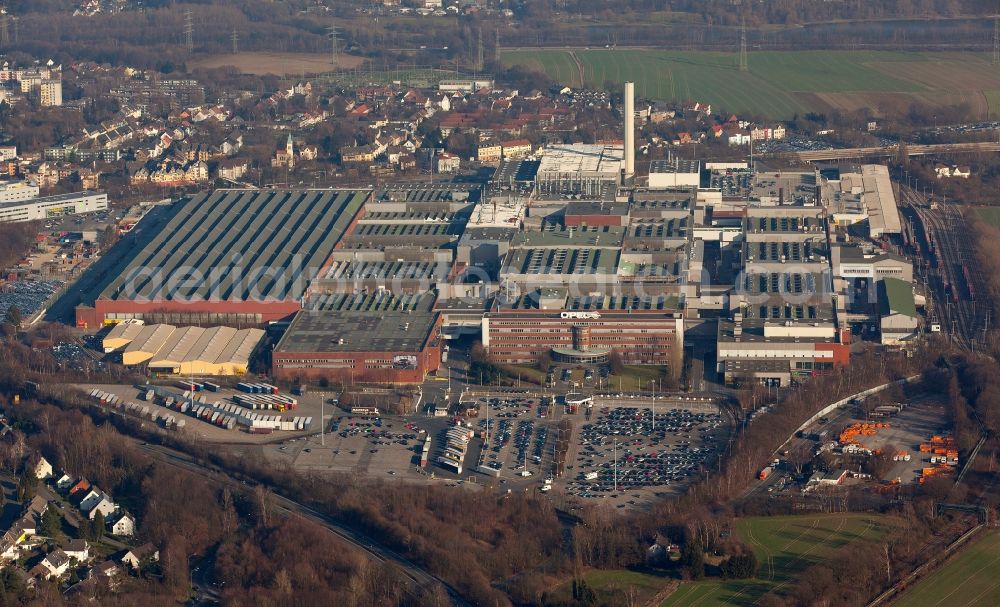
[398,153,417,172]
[724,130,751,146]
[88,560,120,580]
[221,133,243,157]
[80,489,116,521]
[0,515,37,561]
[217,158,249,181]
[25,496,47,519]
[36,548,71,579]
[55,474,74,492]
[341,145,378,164]
[501,139,533,159]
[299,144,319,162]
[476,141,502,164]
[34,456,53,480]
[63,539,90,563]
[434,151,461,173]
[67,479,91,498]
[120,543,159,570]
[107,511,136,537]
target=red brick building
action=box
[482,307,684,371]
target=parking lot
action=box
[469,396,565,481]
[0,280,65,321]
[263,414,431,476]
[563,403,727,508]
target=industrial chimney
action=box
[624,81,635,184]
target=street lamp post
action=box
[613,438,618,493]
[320,391,325,447]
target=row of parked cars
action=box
[566,407,724,498]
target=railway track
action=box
[902,187,984,351]
[136,443,473,607]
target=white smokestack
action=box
[624,81,635,182]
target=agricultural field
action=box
[973,207,1000,228]
[189,52,364,76]
[502,50,1000,119]
[893,529,1000,607]
[660,513,895,607]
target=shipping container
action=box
[203,381,221,392]
[249,426,273,435]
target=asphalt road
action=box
[134,442,472,607]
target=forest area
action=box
[0,221,38,270]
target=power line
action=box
[739,18,749,72]
[184,10,194,52]
[327,26,339,69]
[494,28,501,69]
[993,16,999,65]
[476,27,484,73]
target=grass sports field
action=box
[660,513,894,607]
[892,529,1000,607]
[502,49,1000,119]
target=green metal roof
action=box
[880,278,917,318]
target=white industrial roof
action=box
[537,144,624,177]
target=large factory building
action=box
[74,189,369,328]
[482,288,683,372]
[272,292,442,385]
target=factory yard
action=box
[75,383,324,443]
[842,394,949,484]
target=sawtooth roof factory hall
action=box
[55,81,915,387]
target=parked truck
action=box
[759,466,774,480]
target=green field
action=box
[974,207,1000,228]
[502,50,1000,119]
[548,569,674,605]
[660,513,894,607]
[987,90,1000,120]
[893,529,1000,607]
